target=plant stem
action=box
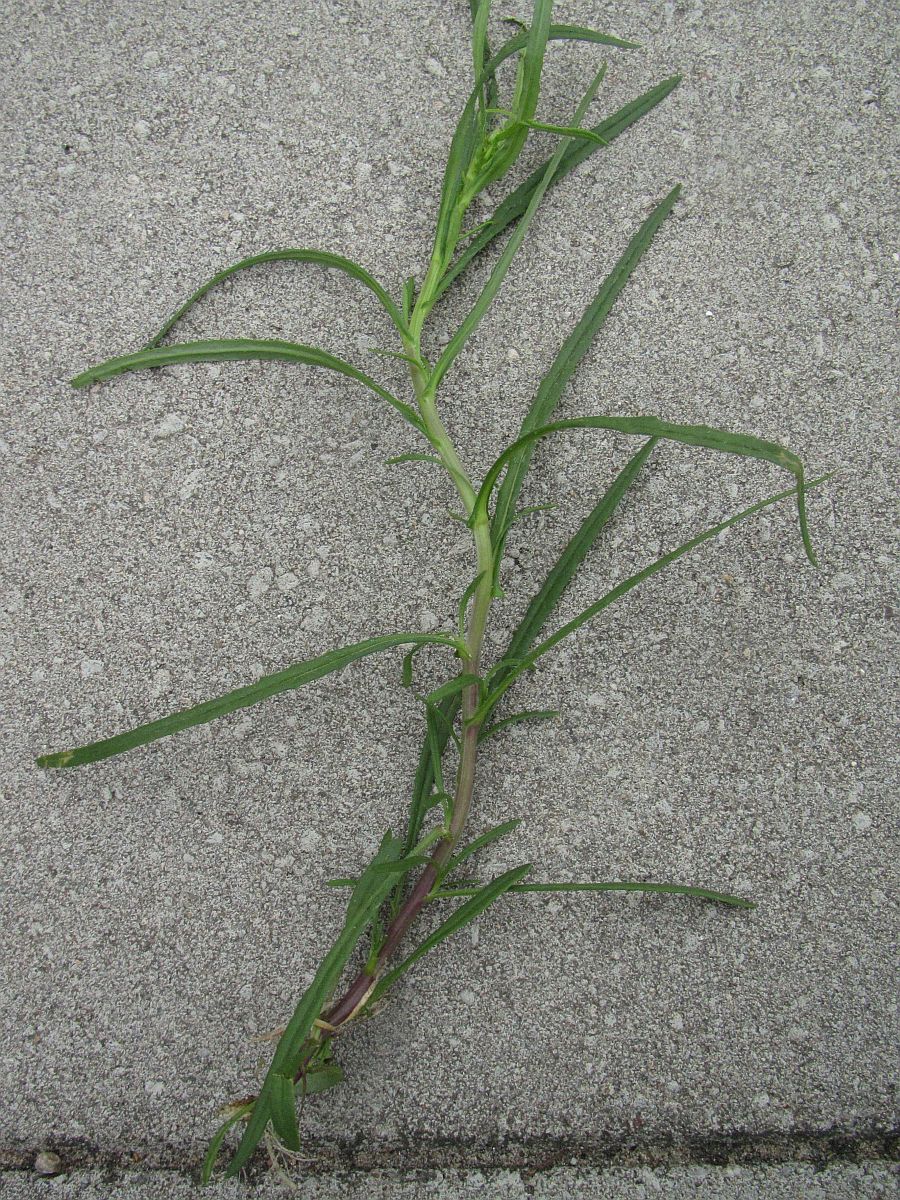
[302,333,495,1047]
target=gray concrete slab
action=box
[1,0,896,1188]
[2,1163,899,1199]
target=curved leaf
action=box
[474,415,816,564]
[200,1103,253,1184]
[70,338,425,434]
[142,248,408,349]
[37,632,464,768]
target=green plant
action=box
[38,1,825,1181]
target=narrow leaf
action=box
[425,705,446,796]
[423,672,483,706]
[436,76,681,299]
[491,187,681,541]
[386,453,442,467]
[486,110,609,144]
[442,818,522,877]
[401,275,416,321]
[497,439,657,687]
[476,475,831,721]
[474,414,816,564]
[226,831,405,1175]
[429,62,608,392]
[268,1075,300,1152]
[38,632,463,768]
[402,693,458,857]
[142,248,408,349]
[370,864,533,1002]
[71,338,424,434]
[457,572,486,638]
[201,1104,253,1185]
[401,643,426,689]
[479,709,559,740]
[432,880,754,907]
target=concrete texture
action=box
[1,0,896,1191]
[2,1162,899,1199]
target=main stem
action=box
[312,332,493,1037]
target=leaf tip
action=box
[36,750,73,769]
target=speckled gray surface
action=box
[1,0,897,1188]
[2,1162,899,1199]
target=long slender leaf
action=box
[470,0,494,117]
[369,864,533,1003]
[142,248,408,349]
[442,818,522,877]
[474,415,816,564]
[268,1074,300,1151]
[401,693,458,857]
[432,880,753,908]
[423,672,483,706]
[37,632,463,768]
[478,708,559,740]
[201,1104,253,1184]
[435,76,681,299]
[497,439,657,684]
[70,337,425,434]
[428,61,608,393]
[475,475,831,722]
[225,830,404,1176]
[491,187,681,541]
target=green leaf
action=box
[423,22,640,311]
[200,1104,253,1185]
[428,60,608,393]
[486,109,609,145]
[478,709,559,740]
[423,672,483,707]
[470,0,494,115]
[401,643,426,689]
[475,474,832,721]
[425,704,447,797]
[401,693,458,857]
[300,1062,345,1096]
[225,830,404,1176]
[268,1074,300,1151]
[70,338,425,435]
[496,439,657,690]
[142,248,408,349]
[369,864,533,1003]
[436,76,681,299]
[431,880,754,908]
[491,187,681,541]
[474,414,817,565]
[386,452,443,467]
[442,818,522,878]
[401,275,416,320]
[38,631,463,768]
[457,572,486,638]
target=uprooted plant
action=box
[38,1,826,1181]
